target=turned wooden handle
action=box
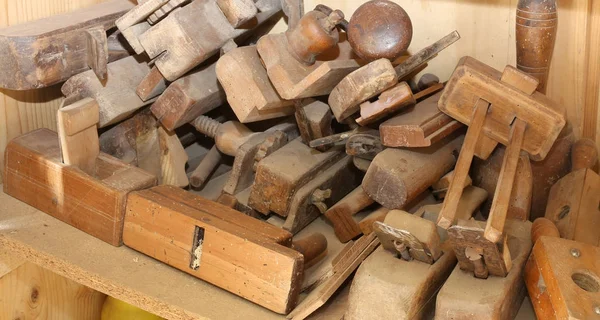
[516,0,558,93]
[571,138,598,171]
[291,232,328,269]
[531,218,560,244]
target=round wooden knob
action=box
[531,218,560,244]
[347,0,413,62]
[571,138,598,171]
[291,232,328,269]
[286,10,344,65]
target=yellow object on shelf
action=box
[101,296,164,320]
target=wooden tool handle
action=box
[291,232,328,269]
[516,0,558,93]
[394,30,460,79]
[531,218,560,244]
[190,146,222,188]
[571,138,598,171]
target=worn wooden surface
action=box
[437,220,532,320]
[439,57,565,161]
[525,236,600,320]
[249,138,343,216]
[380,92,462,148]
[152,62,225,131]
[216,46,294,123]
[324,186,374,243]
[363,134,462,209]
[346,244,456,320]
[124,186,302,314]
[0,0,133,90]
[56,98,100,175]
[545,138,600,245]
[4,129,156,246]
[61,56,152,128]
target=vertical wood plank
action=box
[0,0,109,183]
[0,261,106,319]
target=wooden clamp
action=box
[328,30,460,122]
[62,56,153,128]
[123,185,302,314]
[0,0,134,90]
[4,100,156,246]
[436,57,565,277]
[256,12,361,100]
[526,218,600,320]
[544,138,600,245]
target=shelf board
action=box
[0,187,285,320]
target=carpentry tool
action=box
[347,187,487,320]
[287,233,379,320]
[256,9,361,100]
[151,62,226,131]
[4,101,156,246]
[471,122,575,220]
[345,131,383,160]
[436,58,565,277]
[516,0,558,93]
[362,133,463,209]
[432,170,473,199]
[294,99,334,147]
[123,185,301,314]
[61,56,153,128]
[217,46,295,123]
[526,218,600,320]
[436,219,533,320]
[545,138,600,245]
[136,66,168,101]
[0,0,134,90]
[347,0,412,62]
[191,116,291,195]
[380,92,463,148]
[98,110,189,187]
[325,186,375,243]
[249,138,362,233]
[347,209,456,320]
[328,30,460,122]
[356,81,444,126]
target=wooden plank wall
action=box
[0,250,106,319]
[0,0,598,184]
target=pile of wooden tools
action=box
[1,0,598,319]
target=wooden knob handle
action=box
[286,10,342,65]
[516,0,558,93]
[531,218,560,244]
[291,233,328,269]
[348,0,412,62]
[571,138,598,171]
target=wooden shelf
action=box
[0,186,286,320]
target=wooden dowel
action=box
[484,118,527,243]
[437,99,489,229]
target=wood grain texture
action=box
[0,261,106,320]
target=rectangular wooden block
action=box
[249,138,344,216]
[3,129,157,246]
[123,186,302,314]
[525,236,600,320]
[0,0,134,90]
[151,62,226,131]
[436,220,532,320]
[439,57,565,161]
[216,45,294,123]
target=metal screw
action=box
[311,189,332,214]
[393,241,412,261]
[571,248,581,258]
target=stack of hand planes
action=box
[2,0,595,319]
